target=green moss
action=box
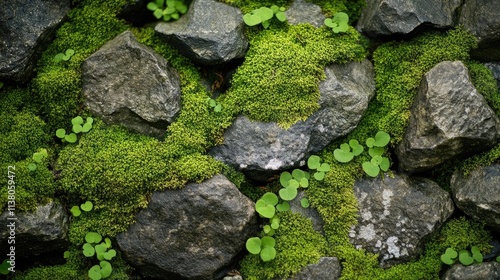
[437,217,492,253]
[308,0,366,21]
[466,61,500,115]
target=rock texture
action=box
[116,175,257,280]
[356,0,460,37]
[0,0,70,83]
[451,165,500,232]
[210,60,375,180]
[289,191,324,234]
[0,202,69,256]
[442,262,500,280]
[485,62,500,89]
[459,0,500,61]
[155,0,248,65]
[288,257,341,280]
[349,174,454,267]
[285,0,326,28]
[396,61,500,172]
[82,31,181,139]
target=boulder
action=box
[485,62,500,89]
[285,0,326,28]
[451,164,500,232]
[441,262,500,280]
[116,175,257,280]
[459,0,500,61]
[396,61,500,172]
[210,60,375,181]
[356,0,460,37]
[82,30,181,139]
[0,202,70,256]
[0,0,70,83]
[349,173,454,267]
[155,0,248,65]
[287,257,341,280]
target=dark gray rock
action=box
[442,262,500,280]
[0,202,69,256]
[285,0,326,28]
[451,165,500,232]
[0,0,70,83]
[210,60,375,180]
[356,0,461,37]
[82,30,181,139]
[289,191,324,234]
[349,173,454,267]
[116,175,257,280]
[485,62,500,89]
[288,257,341,280]
[459,0,500,61]
[155,0,248,65]
[396,61,500,172]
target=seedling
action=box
[441,246,483,266]
[307,155,330,180]
[70,200,93,217]
[334,139,364,163]
[63,251,70,259]
[147,0,188,22]
[54,49,75,62]
[83,232,116,279]
[276,201,290,212]
[56,116,94,144]
[362,131,391,177]
[207,98,222,112]
[256,192,279,218]
[300,198,310,208]
[324,12,349,33]
[243,5,286,29]
[246,236,276,262]
[28,148,48,172]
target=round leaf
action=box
[70,206,81,217]
[28,163,37,171]
[65,49,75,56]
[33,152,44,163]
[255,7,274,22]
[86,117,94,125]
[85,232,102,244]
[324,18,334,28]
[260,247,276,262]
[270,5,279,13]
[288,179,299,188]
[334,149,353,163]
[263,225,271,234]
[374,131,391,147]
[366,137,375,148]
[459,250,474,266]
[362,162,380,177]
[299,177,309,188]
[176,2,188,14]
[445,248,458,259]
[147,2,159,11]
[209,99,216,107]
[440,254,454,265]
[82,122,93,133]
[313,171,325,181]
[369,147,384,157]
[496,256,500,262]
[275,11,286,22]
[271,219,279,229]
[214,104,222,112]
[279,186,298,201]
[81,201,93,212]
[300,198,310,208]
[256,201,275,218]
[63,251,70,258]
[371,155,383,165]
[72,116,84,125]
[83,243,95,257]
[56,128,66,139]
[88,265,101,280]
[99,261,112,278]
[261,236,276,248]
[243,13,262,26]
[307,155,321,169]
[317,163,330,172]
[246,237,261,254]
[103,249,117,261]
[65,133,77,143]
[153,9,163,19]
[292,169,305,180]
[380,157,390,172]
[340,143,350,152]
[333,12,349,23]
[261,192,279,206]
[471,246,483,263]
[73,124,83,134]
[276,202,290,212]
[280,171,292,187]
[54,53,65,62]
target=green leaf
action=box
[280,171,292,187]
[73,124,83,134]
[307,155,321,169]
[63,251,70,258]
[374,131,391,147]
[81,201,93,212]
[350,139,364,156]
[163,14,172,21]
[271,218,279,229]
[459,250,474,265]
[99,261,112,278]
[317,163,330,172]
[82,243,95,257]
[371,155,383,166]
[262,20,270,29]
[153,9,163,19]
[95,244,107,261]
[275,11,286,22]
[334,148,353,163]
[270,5,279,13]
[103,249,116,261]
[362,162,380,177]
[214,104,222,112]
[380,157,390,171]
[82,122,93,133]
[209,99,216,107]
[147,2,159,11]
[56,128,66,138]
[72,116,84,125]
[246,237,261,254]
[288,179,299,188]
[280,6,286,11]
[279,186,298,201]
[292,169,305,180]
[86,117,94,125]
[369,147,384,157]
[65,49,74,57]
[471,246,483,263]
[164,6,176,14]
[176,2,188,14]
[313,171,325,180]
[261,236,276,248]
[324,18,334,28]
[333,12,349,23]
[261,192,279,206]
[263,225,272,234]
[445,247,458,259]
[88,265,101,280]
[28,163,37,171]
[366,138,375,148]
[65,133,77,143]
[336,22,349,33]
[255,7,274,22]
[0,82,3,89]
[256,199,276,218]
[276,202,290,212]
[0,259,10,275]
[440,254,454,265]
[300,198,310,208]
[243,13,262,26]
[104,238,112,248]
[260,247,276,262]
[496,256,500,262]
[70,206,81,217]
[33,152,45,163]
[85,232,102,244]
[54,53,65,62]
[299,177,309,188]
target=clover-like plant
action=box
[362,131,391,177]
[440,247,458,265]
[307,155,330,180]
[279,169,308,201]
[300,197,310,208]
[441,246,483,266]
[56,116,94,144]
[83,232,116,279]
[207,98,221,112]
[246,236,277,262]
[71,200,94,217]
[54,49,75,62]
[147,0,188,22]
[243,5,286,29]
[324,12,349,33]
[28,148,48,172]
[0,259,11,275]
[256,192,279,218]
[334,139,364,163]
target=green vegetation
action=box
[207,98,222,112]
[441,246,483,266]
[56,116,94,144]
[147,0,188,22]
[82,232,117,280]
[70,201,93,217]
[246,236,277,262]
[243,5,287,28]
[54,49,75,63]
[0,259,11,275]
[28,148,48,172]
[324,12,349,33]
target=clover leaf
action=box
[83,243,95,257]
[81,201,93,212]
[65,133,77,143]
[300,198,310,208]
[85,232,103,244]
[459,250,474,266]
[70,206,82,217]
[440,247,458,265]
[307,155,321,169]
[276,202,290,212]
[256,193,278,218]
[324,12,349,33]
[28,163,37,172]
[334,143,354,163]
[471,246,483,263]
[362,161,380,177]
[56,128,66,139]
[246,237,262,254]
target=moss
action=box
[240,211,327,279]
[308,0,366,21]
[437,216,492,253]
[466,61,500,115]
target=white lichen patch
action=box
[358,223,376,241]
[361,210,373,221]
[265,158,283,170]
[386,236,400,259]
[382,189,393,218]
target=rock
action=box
[82,30,181,139]
[210,60,375,181]
[287,257,341,280]
[0,202,70,256]
[155,0,248,65]
[459,0,500,61]
[285,0,326,28]
[485,62,500,89]
[396,61,500,172]
[356,0,460,37]
[289,191,324,234]
[349,173,454,267]
[223,276,243,280]
[116,175,257,280]
[118,0,153,26]
[0,0,70,83]
[451,164,500,232]
[441,262,500,280]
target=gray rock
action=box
[451,165,500,232]
[349,173,454,267]
[223,276,243,280]
[210,60,375,180]
[396,61,500,172]
[356,0,461,37]
[82,30,181,139]
[116,175,257,280]
[288,257,341,280]
[285,0,326,28]
[459,0,500,61]
[289,191,324,234]
[0,202,69,256]
[485,62,500,89]
[0,0,70,83]
[441,262,500,280]
[155,0,248,65]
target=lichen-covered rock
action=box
[0,202,69,256]
[287,257,341,280]
[441,262,500,280]
[349,173,454,267]
[155,0,248,65]
[285,0,326,28]
[356,0,460,37]
[451,164,500,232]
[116,175,257,280]
[459,0,500,61]
[0,0,70,83]
[210,60,375,180]
[396,61,500,172]
[82,30,181,139]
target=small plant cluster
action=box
[70,200,93,217]
[28,148,48,172]
[82,232,117,279]
[334,131,391,177]
[246,155,330,261]
[324,12,349,33]
[0,259,11,275]
[206,98,221,112]
[243,5,286,29]
[56,116,94,143]
[147,0,188,22]
[54,49,75,63]
[441,246,483,266]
